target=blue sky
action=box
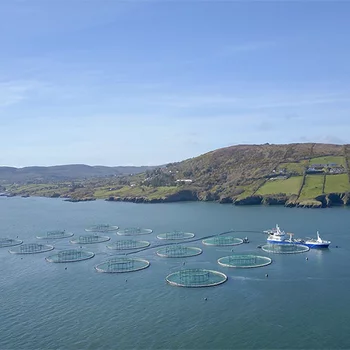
[1,0,350,167]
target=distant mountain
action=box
[0,164,157,182]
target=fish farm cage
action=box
[261,243,310,254]
[95,257,150,273]
[107,240,150,250]
[157,231,195,240]
[70,234,110,245]
[0,238,23,248]
[218,254,272,268]
[166,269,227,288]
[36,230,74,240]
[85,224,119,233]
[9,243,54,254]
[156,245,202,258]
[116,227,153,236]
[46,249,95,263]
[202,236,243,246]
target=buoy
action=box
[65,267,67,270]
[125,279,128,282]
[306,257,308,261]
[183,262,185,265]
[265,274,268,278]
[231,249,234,252]
[336,245,338,248]
[204,297,207,301]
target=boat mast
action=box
[316,231,322,242]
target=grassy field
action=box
[234,180,267,200]
[256,176,303,196]
[94,185,179,199]
[299,175,324,200]
[277,162,307,175]
[324,174,350,193]
[7,183,71,197]
[309,156,346,166]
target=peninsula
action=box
[2,143,350,208]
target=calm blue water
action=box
[1,197,350,349]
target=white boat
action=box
[266,224,330,248]
[303,231,331,248]
[266,225,292,244]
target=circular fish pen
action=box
[116,227,153,236]
[107,240,150,250]
[46,249,95,263]
[36,230,74,240]
[0,238,23,248]
[9,243,54,254]
[156,245,202,258]
[85,224,119,233]
[70,234,110,245]
[95,257,150,273]
[202,236,243,246]
[157,231,195,240]
[218,254,272,268]
[261,243,310,254]
[166,269,227,288]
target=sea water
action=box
[1,197,350,349]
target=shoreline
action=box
[3,192,350,208]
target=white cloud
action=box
[0,80,44,107]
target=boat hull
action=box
[303,242,330,248]
[267,238,330,248]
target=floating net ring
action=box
[218,254,272,268]
[46,249,95,263]
[9,243,54,254]
[0,238,23,248]
[116,227,153,236]
[156,245,202,258]
[36,230,74,240]
[202,236,243,246]
[166,268,227,288]
[70,234,110,244]
[85,224,119,232]
[157,231,195,240]
[261,243,310,254]
[107,240,150,250]
[95,257,150,273]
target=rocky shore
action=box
[4,190,350,208]
[105,190,199,203]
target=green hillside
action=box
[299,175,325,200]
[4,143,350,207]
[256,176,302,196]
[324,174,350,193]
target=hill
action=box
[0,164,157,183]
[3,143,350,208]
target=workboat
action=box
[266,225,292,244]
[266,225,330,248]
[302,231,331,248]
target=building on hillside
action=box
[268,175,288,181]
[176,179,193,184]
[328,167,345,174]
[306,167,324,174]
